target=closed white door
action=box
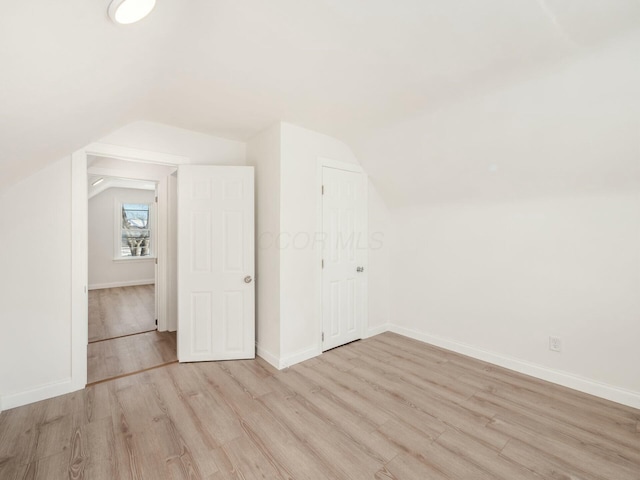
[177,165,255,362]
[322,167,367,351]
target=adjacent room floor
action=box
[88,284,156,342]
[1,332,638,479]
[87,285,177,384]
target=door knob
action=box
[356,266,364,273]
[244,275,253,284]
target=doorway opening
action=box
[71,144,256,391]
[86,156,178,384]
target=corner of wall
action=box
[365,323,390,339]
[256,343,283,370]
[279,345,322,370]
[387,324,640,410]
[0,378,81,411]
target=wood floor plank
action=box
[434,429,543,480]
[89,285,156,343]
[16,451,70,480]
[0,456,20,480]
[270,371,400,463]
[468,391,640,466]
[241,405,342,480]
[500,438,605,480]
[0,332,638,480]
[259,390,380,479]
[354,340,479,401]
[219,436,281,480]
[146,367,221,477]
[376,452,449,480]
[87,331,177,384]
[69,416,118,480]
[346,362,510,450]
[489,415,640,480]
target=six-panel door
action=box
[322,167,367,351]
[177,165,255,362]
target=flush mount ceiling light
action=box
[108,0,156,25]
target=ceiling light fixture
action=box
[108,0,156,25]
[91,178,105,186]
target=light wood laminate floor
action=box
[87,331,177,385]
[88,285,156,343]
[1,332,639,479]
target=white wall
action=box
[279,123,363,363]
[355,32,640,208]
[355,32,640,407]
[391,193,640,405]
[247,122,391,368]
[247,123,282,362]
[0,123,249,410]
[88,187,156,289]
[0,157,73,410]
[367,181,391,334]
[100,121,246,166]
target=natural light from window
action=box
[120,203,152,257]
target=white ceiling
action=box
[1,0,639,195]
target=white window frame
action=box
[114,199,157,261]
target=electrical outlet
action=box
[549,336,562,353]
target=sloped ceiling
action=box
[1,0,639,195]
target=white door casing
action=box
[177,165,255,362]
[322,167,367,351]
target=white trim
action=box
[156,179,168,331]
[365,323,390,338]
[71,151,88,393]
[85,142,189,166]
[256,344,282,370]
[280,345,322,369]
[112,257,156,263]
[257,344,322,370]
[388,324,640,410]
[88,177,156,200]
[317,156,365,173]
[88,279,155,290]
[84,143,178,334]
[359,174,369,343]
[69,144,187,399]
[87,166,173,182]
[315,157,369,354]
[1,378,76,411]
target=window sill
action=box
[113,256,156,263]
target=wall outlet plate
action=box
[549,336,562,353]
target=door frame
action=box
[70,142,189,390]
[315,157,368,354]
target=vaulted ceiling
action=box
[2,0,639,196]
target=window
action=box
[117,202,154,258]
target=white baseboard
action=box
[89,279,155,290]
[365,323,390,338]
[256,344,281,370]
[1,378,82,411]
[388,324,640,410]
[6,325,637,412]
[256,343,322,370]
[281,345,322,369]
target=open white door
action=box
[177,166,255,362]
[322,167,367,351]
